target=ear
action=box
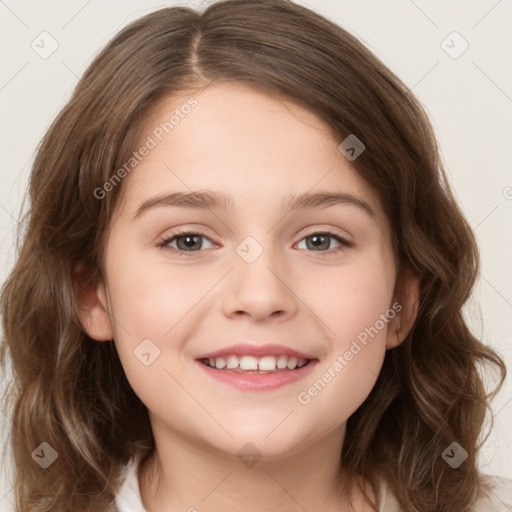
[73,263,114,341]
[386,265,420,350]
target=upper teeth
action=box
[203,355,309,371]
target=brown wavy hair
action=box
[0,1,507,510]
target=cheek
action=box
[298,250,395,343]
[104,243,224,392]
[105,242,208,334]
[295,254,394,417]
[104,248,206,408]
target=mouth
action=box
[198,354,314,373]
[195,354,318,391]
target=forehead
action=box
[114,82,388,227]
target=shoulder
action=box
[472,474,512,511]
[114,455,147,512]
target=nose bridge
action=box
[222,232,297,320]
[233,232,284,290]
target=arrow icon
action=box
[31,442,58,468]
[236,236,263,263]
[134,338,161,366]
[338,134,365,161]
[30,31,59,59]
[440,31,468,59]
[237,442,262,468]
[441,442,468,468]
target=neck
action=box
[138,422,377,511]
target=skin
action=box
[76,82,420,511]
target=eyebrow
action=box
[133,189,376,221]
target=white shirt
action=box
[114,456,512,512]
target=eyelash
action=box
[157,228,353,257]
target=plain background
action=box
[1,0,511,508]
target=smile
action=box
[200,354,310,373]
[195,356,318,391]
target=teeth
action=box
[214,357,227,369]
[287,357,298,369]
[277,356,288,369]
[202,354,310,372]
[240,355,259,370]
[259,356,277,371]
[226,355,239,369]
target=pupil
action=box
[309,234,328,250]
[179,235,201,250]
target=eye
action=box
[157,229,352,257]
[295,230,353,254]
[157,229,215,257]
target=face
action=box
[79,82,418,460]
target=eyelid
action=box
[300,226,352,244]
[157,225,353,256]
[158,225,351,242]
[157,228,216,250]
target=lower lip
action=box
[195,359,318,391]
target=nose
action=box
[221,240,298,323]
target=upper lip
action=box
[195,343,317,360]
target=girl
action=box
[1,1,511,510]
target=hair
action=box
[0,0,507,510]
